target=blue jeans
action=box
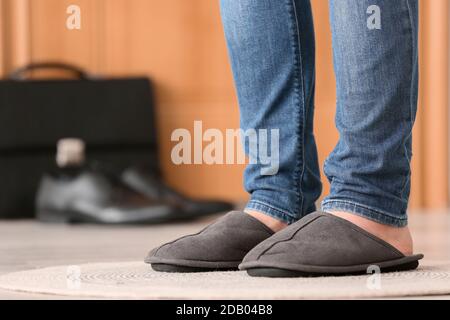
[220,0,419,227]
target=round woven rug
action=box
[1,261,450,299]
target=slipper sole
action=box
[245,256,422,278]
[151,263,238,273]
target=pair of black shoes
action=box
[36,164,233,224]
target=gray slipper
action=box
[239,211,424,277]
[145,211,274,272]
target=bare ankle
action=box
[245,210,288,233]
[327,210,413,256]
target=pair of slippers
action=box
[145,211,423,277]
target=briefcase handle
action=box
[8,62,91,80]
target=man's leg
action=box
[322,0,419,254]
[146,0,322,272]
[240,0,421,277]
[221,0,321,229]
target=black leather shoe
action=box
[36,166,180,224]
[122,166,234,220]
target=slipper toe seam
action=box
[255,214,323,261]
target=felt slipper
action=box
[145,211,274,272]
[239,211,424,277]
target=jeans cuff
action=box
[321,200,408,227]
[246,200,298,225]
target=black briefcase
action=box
[0,63,159,218]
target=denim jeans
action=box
[220,0,419,227]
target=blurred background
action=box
[1,0,450,301]
[0,0,449,216]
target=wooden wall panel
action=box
[100,0,244,200]
[311,1,338,201]
[29,0,104,73]
[2,0,31,74]
[419,0,449,209]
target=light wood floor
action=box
[0,211,449,300]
